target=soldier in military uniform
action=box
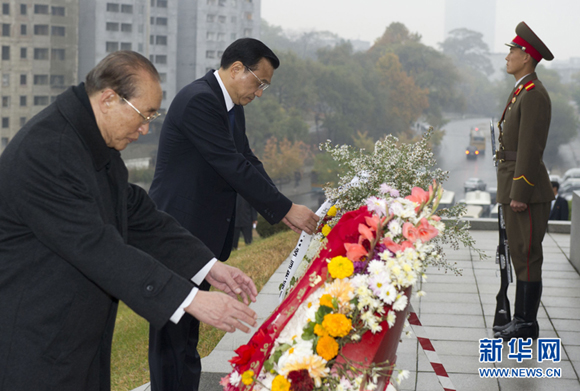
[494,22,554,340]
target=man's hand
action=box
[282,203,319,235]
[185,291,257,333]
[205,262,258,305]
[510,200,528,213]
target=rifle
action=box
[490,119,514,330]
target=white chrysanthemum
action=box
[276,339,315,372]
[386,310,396,328]
[382,284,397,305]
[397,369,410,384]
[416,290,426,297]
[367,260,386,276]
[349,274,367,290]
[388,219,402,237]
[389,201,404,217]
[393,294,408,311]
[229,371,241,386]
[366,196,388,216]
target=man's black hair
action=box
[220,38,280,70]
[551,181,559,190]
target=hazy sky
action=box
[261,0,578,63]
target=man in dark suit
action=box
[549,181,569,220]
[494,22,554,341]
[0,51,258,391]
[233,195,258,250]
[148,38,319,391]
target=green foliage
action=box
[256,213,290,238]
[128,167,155,184]
[439,28,494,76]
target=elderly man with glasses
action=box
[148,38,319,391]
[0,51,259,391]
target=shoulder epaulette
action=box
[524,81,536,91]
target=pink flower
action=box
[431,215,441,222]
[405,187,429,212]
[364,215,381,232]
[344,241,368,262]
[383,237,414,253]
[416,218,438,242]
[358,223,374,242]
[402,222,419,243]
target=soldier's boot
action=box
[494,280,542,341]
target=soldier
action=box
[494,22,554,340]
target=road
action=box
[436,117,497,202]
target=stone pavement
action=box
[133,228,579,391]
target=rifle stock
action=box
[491,120,513,329]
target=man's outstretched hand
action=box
[282,203,319,235]
[185,290,257,333]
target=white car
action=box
[464,178,487,193]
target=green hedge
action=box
[256,214,290,238]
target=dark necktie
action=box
[228,108,235,135]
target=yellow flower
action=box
[280,355,329,388]
[316,335,339,361]
[271,375,291,391]
[321,224,332,237]
[319,294,334,308]
[241,370,254,385]
[328,256,354,279]
[314,324,329,337]
[325,279,354,310]
[327,205,338,217]
[322,313,352,338]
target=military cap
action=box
[506,22,554,62]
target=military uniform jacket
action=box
[497,72,554,204]
[0,86,215,391]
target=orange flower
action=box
[271,375,291,391]
[322,313,352,338]
[316,335,339,361]
[344,241,367,262]
[319,294,334,308]
[314,324,329,337]
[328,256,354,279]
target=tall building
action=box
[0,0,79,152]
[444,0,496,53]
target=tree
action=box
[439,28,494,76]
[260,137,310,182]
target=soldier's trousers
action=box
[502,202,551,282]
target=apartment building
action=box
[0,0,79,151]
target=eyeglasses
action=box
[245,66,270,91]
[121,97,161,124]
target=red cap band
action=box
[512,35,543,62]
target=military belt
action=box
[495,150,517,161]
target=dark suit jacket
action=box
[549,195,569,220]
[149,71,292,260]
[235,195,258,228]
[0,86,214,391]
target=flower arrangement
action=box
[222,181,445,391]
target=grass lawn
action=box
[110,229,298,391]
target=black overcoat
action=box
[149,71,292,260]
[0,86,215,391]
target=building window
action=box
[244,12,252,20]
[20,47,26,59]
[155,55,167,64]
[217,50,224,58]
[120,42,132,50]
[121,23,132,33]
[217,32,225,42]
[1,96,9,107]
[2,23,9,37]
[1,137,8,147]
[206,14,215,22]
[162,90,167,100]
[243,28,252,36]
[1,118,9,128]
[20,74,26,85]
[51,6,65,16]
[20,24,26,35]
[138,43,143,52]
[1,46,9,60]
[19,117,26,126]
[151,0,155,6]
[20,4,26,15]
[34,4,49,14]
[33,96,49,106]
[106,42,119,52]
[219,0,226,6]
[121,4,133,13]
[20,96,27,106]
[156,17,167,26]
[106,22,119,32]
[156,35,167,45]
[149,35,154,44]
[51,48,65,60]
[51,26,65,37]
[33,74,49,85]
[50,75,64,87]
[150,16,154,25]
[34,24,49,35]
[2,3,9,15]
[2,73,9,86]
[157,0,167,7]
[218,15,226,23]
[106,3,119,12]
[33,48,49,60]
[206,50,215,59]
[159,73,167,83]
[206,32,215,41]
